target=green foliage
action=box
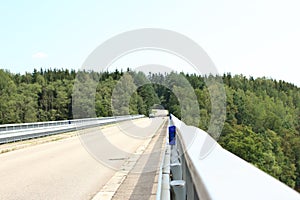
[219,74,300,190]
[0,68,299,191]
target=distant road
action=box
[0,117,165,200]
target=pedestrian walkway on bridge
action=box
[93,119,168,200]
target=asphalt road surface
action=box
[0,117,165,200]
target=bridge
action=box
[0,114,299,200]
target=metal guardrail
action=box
[156,125,171,200]
[0,115,144,144]
[167,114,300,200]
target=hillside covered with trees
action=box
[0,68,299,191]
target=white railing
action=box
[0,115,144,144]
[169,114,300,200]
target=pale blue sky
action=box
[1,0,300,85]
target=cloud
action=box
[32,52,48,59]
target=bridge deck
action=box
[112,120,167,199]
[0,117,166,200]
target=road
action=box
[0,117,165,200]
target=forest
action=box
[0,68,299,192]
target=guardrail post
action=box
[170,180,186,200]
[170,146,183,180]
[170,146,179,163]
[170,162,182,180]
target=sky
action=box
[1,0,300,86]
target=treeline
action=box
[0,68,76,123]
[218,74,300,191]
[0,68,299,191]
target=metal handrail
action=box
[0,115,144,144]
